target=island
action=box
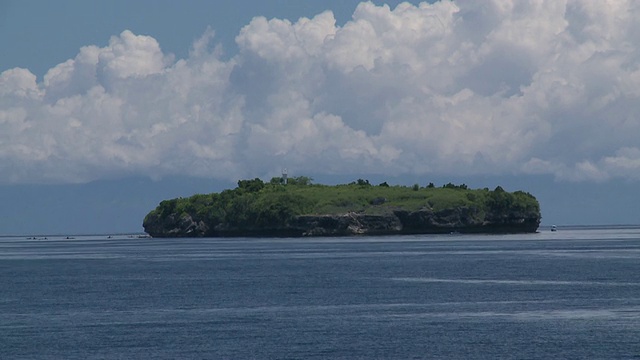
[143,177,541,238]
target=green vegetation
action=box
[143,177,540,237]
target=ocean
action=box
[1,228,639,359]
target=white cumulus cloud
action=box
[2,0,640,184]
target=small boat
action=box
[551,225,557,232]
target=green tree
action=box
[237,178,265,193]
[443,182,460,189]
[288,176,313,186]
[270,176,285,185]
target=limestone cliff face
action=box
[290,213,403,236]
[143,206,540,238]
[143,212,210,238]
[288,207,539,236]
[392,206,540,234]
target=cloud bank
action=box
[2,0,640,184]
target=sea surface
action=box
[1,228,640,359]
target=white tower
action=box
[282,168,288,185]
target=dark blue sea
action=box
[2,228,640,359]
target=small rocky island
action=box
[143,177,541,238]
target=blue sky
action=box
[1,0,640,234]
[1,0,416,78]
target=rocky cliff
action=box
[143,207,540,238]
